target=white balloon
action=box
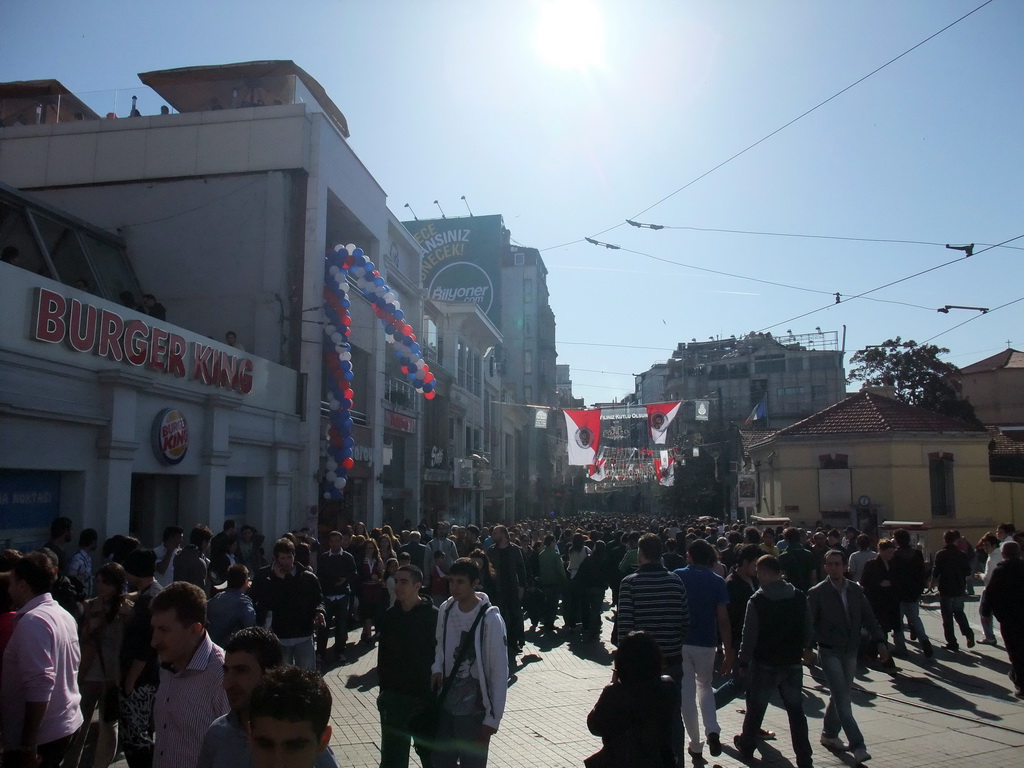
[346,243,356,252]
[325,470,337,482]
[331,333,343,344]
[334,477,347,489]
[392,301,401,311]
[326,458,338,471]
[328,265,340,277]
[325,324,337,335]
[323,491,332,500]
[352,266,365,278]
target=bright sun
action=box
[533,0,606,72]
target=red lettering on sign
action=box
[216,352,238,390]
[237,359,254,394]
[96,310,125,361]
[147,327,169,372]
[124,319,149,366]
[193,343,213,384]
[66,298,97,352]
[34,288,67,343]
[167,334,187,378]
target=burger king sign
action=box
[153,409,189,465]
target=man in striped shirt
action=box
[616,533,690,765]
[150,582,229,768]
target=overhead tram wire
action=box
[587,242,936,310]
[625,222,1024,253]
[540,0,996,249]
[758,233,1024,333]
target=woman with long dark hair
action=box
[587,630,676,767]
[68,562,131,768]
[358,537,384,643]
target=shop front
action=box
[0,265,305,547]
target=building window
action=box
[777,386,806,397]
[818,453,849,469]
[524,278,533,303]
[524,350,533,374]
[929,452,955,517]
[523,386,532,403]
[514,251,525,266]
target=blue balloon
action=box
[343,371,354,381]
[384,324,395,335]
[341,398,352,409]
[340,448,352,459]
[341,298,350,308]
[374,277,385,288]
[409,343,421,356]
[352,248,364,258]
[393,309,405,321]
[344,436,355,449]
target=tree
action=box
[847,337,979,424]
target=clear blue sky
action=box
[4,0,1022,406]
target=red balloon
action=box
[343,389,354,399]
[401,366,409,374]
[341,315,352,326]
[424,391,436,400]
[342,457,355,469]
[424,372,434,383]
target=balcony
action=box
[384,377,418,410]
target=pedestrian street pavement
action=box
[322,594,1024,768]
[100,592,1023,768]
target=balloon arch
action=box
[321,244,434,500]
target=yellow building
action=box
[747,390,1023,554]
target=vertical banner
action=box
[738,473,757,508]
[564,409,602,466]
[654,450,675,486]
[646,401,682,444]
[695,399,710,422]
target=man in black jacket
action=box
[733,555,812,768]
[930,529,975,652]
[889,528,933,658]
[249,538,325,670]
[378,565,438,768]
[316,531,357,665]
[980,541,1024,698]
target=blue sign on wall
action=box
[225,476,248,521]
[0,470,61,530]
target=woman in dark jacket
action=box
[587,630,676,768]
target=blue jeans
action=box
[281,636,316,670]
[737,663,812,768]
[818,649,865,751]
[893,600,930,652]
[939,595,974,647]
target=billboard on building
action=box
[404,215,505,326]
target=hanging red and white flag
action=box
[654,450,675,486]
[646,401,682,445]
[588,458,607,482]
[564,409,602,466]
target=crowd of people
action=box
[1,512,1023,768]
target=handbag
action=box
[409,605,486,739]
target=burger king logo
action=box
[153,408,189,465]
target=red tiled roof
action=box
[988,427,1024,456]
[761,391,985,440]
[739,429,775,454]
[960,349,1024,374]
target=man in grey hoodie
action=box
[430,558,508,768]
[733,555,813,768]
